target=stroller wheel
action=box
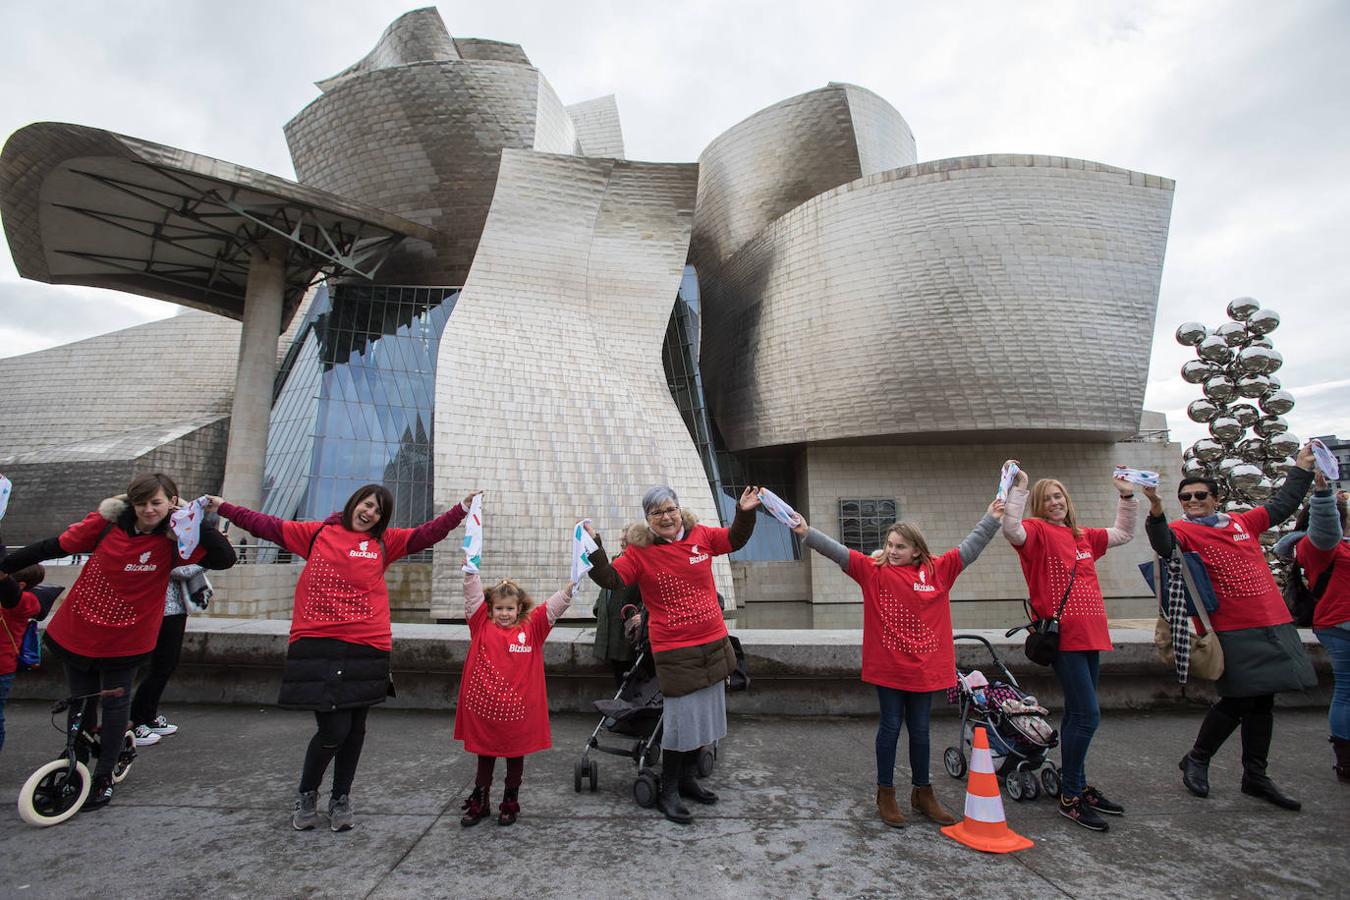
[697,746,715,778]
[1021,770,1040,801]
[633,770,659,808]
[1040,766,1061,799]
[573,760,585,793]
[943,747,967,779]
[588,759,599,792]
[1005,771,1025,802]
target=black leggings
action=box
[1191,693,1277,770]
[130,614,187,727]
[475,754,524,789]
[299,707,369,797]
[66,663,137,779]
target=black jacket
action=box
[278,637,391,710]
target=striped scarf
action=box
[1164,553,1191,684]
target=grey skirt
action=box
[661,679,727,751]
[1215,623,1318,698]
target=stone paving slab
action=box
[0,702,1346,899]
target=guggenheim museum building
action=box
[0,8,1178,626]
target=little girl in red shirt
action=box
[456,568,574,827]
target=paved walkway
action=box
[0,702,1346,899]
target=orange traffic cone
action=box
[940,725,1034,853]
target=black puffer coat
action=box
[279,637,390,710]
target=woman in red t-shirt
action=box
[584,484,759,825]
[1001,464,1139,832]
[207,484,475,833]
[2,472,236,809]
[1,565,44,755]
[456,568,574,827]
[791,501,1005,828]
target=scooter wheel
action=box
[18,759,92,827]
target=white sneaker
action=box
[148,715,179,736]
[132,724,162,747]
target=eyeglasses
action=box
[647,507,680,520]
[1178,491,1211,501]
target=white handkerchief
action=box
[1313,439,1340,481]
[757,487,798,528]
[572,519,598,584]
[997,462,1020,501]
[1115,467,1160,488]
[461,494,483,573]
[170,496,210,558]
[0,475,10,521]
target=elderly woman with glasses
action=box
[1144,443,1317,811]
[583,484,759,824]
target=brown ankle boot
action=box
[910,785,959,825]
[1333,737,1350,783]
[875,786,906,827]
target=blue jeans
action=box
[0,671,13,753]
[1051,650,1101,799]
[875,686,932,787]
[1315,627,1350,740]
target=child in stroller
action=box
[943,634,1060,802]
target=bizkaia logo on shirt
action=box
[508,630,532,654]
[1075,549,1093,560]
[1232,521,1251,542]
[124,550,158,573]
[349,539,380,559]
[912,568,936,593]
[688,543,710,565]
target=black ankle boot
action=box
[679,751,718,805]
[1239,708,1300,811]
[1179,753,1210,798]
[1331,736,1350,783]
[460,785,491,827]
[657,750,693,824]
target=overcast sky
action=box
[1,0,1347,447]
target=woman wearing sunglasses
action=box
[1143,443,1317,810]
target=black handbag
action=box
[1009,557,1079,667]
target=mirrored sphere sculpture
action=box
[1187,398,1221,423]
[1215,321,1249,347]
[1228,463,1264,492]
[1226,297,1260,321]
[1254,415,1288,437]
[1193,438,1225,463]
[1209,416,1243,442]
[1259,390,1295,416]
[1182,457,1208,478]
[1217,456,1243,478]
[1266,432,1300,458]
[1203,376,1238,403]
[1175,321,1208,346]
[1229,402,1259,427]
[1246,307,1280,335]
[1237,345,1275,375]
[1245,477,1274,501]
[1182,360,1221,384]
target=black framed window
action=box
[838,499,897,553]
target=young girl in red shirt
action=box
[207,484,475,832]
[792,501,1004,828]
[457,567,574,827]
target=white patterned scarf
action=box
[170,496,210,558]
[572,518,598,584]
[461,494,483,573]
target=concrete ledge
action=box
[10,621,1332,714]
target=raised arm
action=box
[1272,529,1305,561]
[464,570,485,618]
[726,486,761,551]
[406,491,477,555]
[792,512,850,573]
[1264,452,1315,528]
[581,521,629,590]
[958,501,1004,566]
[542,583,576,626]
[195,523,237,570]
[0,536,67,573]
[1305,476,1342,552]
[212,499,287,545]
[1141,484,1177,556]
[1104,471,1140,548]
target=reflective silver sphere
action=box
[1261,348,1283,375]
[1218,456,1243,478]
[1215,321,1249,347]
[1182,457,1208,478]
[1193,438,1225,463]
[1245,477,1274,501]
[1187,398,1222,423]
[1209,416,1243,443]
[1260,389,1295,416]
[1238,436,1267,462]
[1197,335,1234,364]
[1254,415,1288,437]
[1246,307,1280,335]
[1226,297,1261,321]
[1228,463,1264,492]
[1236,345,1276,375]
[1175,321,1208,346]
[1249,336,1274,350]
[1229,402,1259,427]
[1266,432,1300,459]
[1224,500,1253,515]
[1235,374,1270,398]
[1182,360,1222,384]
[1203,375,1239,403]
[1259,530,1280,547]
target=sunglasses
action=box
[1177,491,1211,501]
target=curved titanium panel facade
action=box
[429,150,732,616]
[689,83,916,271]
[314,7,461,92]
[699,156,1175,451]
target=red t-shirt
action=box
[454,603,555,757]
[277,521,416,651]
[1171,509,1289,631]
[46,512,207,659]
[1295,537,1350,630]
[1,591,41,675]
[611,524,731,652]
[847,547,963,691]
[1013,519,1112,652]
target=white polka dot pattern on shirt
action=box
[1199,546,1275,600]
[1046,556,1105,622]
[876,586,939,653]
[465,652,527,722]
[301,556,375,623]
[72,556,139,627]
[655,570,721,628]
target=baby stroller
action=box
[575,604,734,807]
[943,634,1060,802]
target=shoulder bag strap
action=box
[1173,548,1215,634]
[307,524,327,558]
[1051,555,1081,623]
[1153,552,1164,612]
[1312,560,1336,601]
